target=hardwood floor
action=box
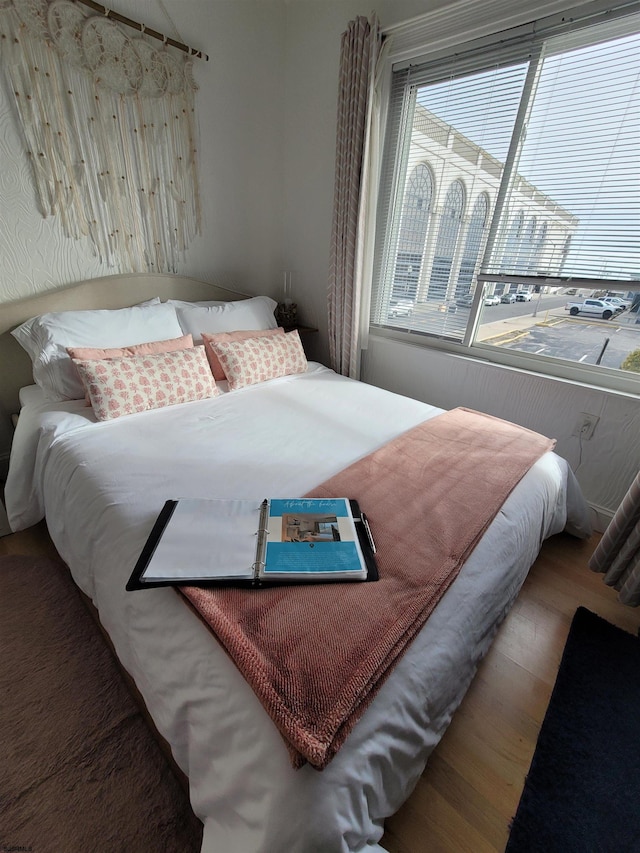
[2,523,638,852]
[382,531,640,853]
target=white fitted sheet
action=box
[5,364,591,852]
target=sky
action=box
[416,30,640,281]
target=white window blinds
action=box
[484,23,640,285]
[371,4,640,343]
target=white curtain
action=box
[327,15,381,378]
[0,0,201,273]
[590,471,640,606]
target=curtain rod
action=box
[74,0,209,61]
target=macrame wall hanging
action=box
[0,0,202,272]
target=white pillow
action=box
[171,296,278,343]
[11,296,160,366]
[12,300,184,401]
[166,299,226,308]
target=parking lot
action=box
[480,306,640,371]
[385,295,640,372]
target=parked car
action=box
[500,293,516,303]
[388,299,414,318]
[565,298,622,319]
[484,294,500,306]
[515,291,533,301]
[602,296,631,311]
[455,294,474,308]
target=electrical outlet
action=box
[573,412,599,440]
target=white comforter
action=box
[6,364,591,853]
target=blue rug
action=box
[506,606,640,852]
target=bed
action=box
[2,273,591,853]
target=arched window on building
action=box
[456,192,490,297]
[531,220,548,273]
[501,208,524,277]
[392,163,434,300]
[427,179,465,301]
[522,215,537,271]
[527,216,537,240]
[561,234,572,273]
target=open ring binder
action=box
[127,497,378,590]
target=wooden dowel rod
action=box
[74,0,209,61]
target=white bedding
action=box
[6,364,591,852]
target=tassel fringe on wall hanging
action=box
[0,0,202,272]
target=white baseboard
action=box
[587,502,614,534]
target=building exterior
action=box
[392,105,578,304]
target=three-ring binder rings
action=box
[126,497,378,590]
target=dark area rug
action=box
[0,554,203,853]
[506,606,640,853]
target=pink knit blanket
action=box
[181,408,555,769]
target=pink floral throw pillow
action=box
[202,327,286,381]
[72,346,219,421]
[210,329,308,390]
[67,334,195,405]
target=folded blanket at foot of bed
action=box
[181,407,556,768]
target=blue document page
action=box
[262,498,367,579]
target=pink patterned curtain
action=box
[589,470,640,606]
[328,16,380,377]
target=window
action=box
[371,5,640,393]
[428,179,466,301]
[392,163,434,301]
[457,193,489,296]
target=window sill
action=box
[368,326,640,400]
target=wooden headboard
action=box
[0,273,249,417]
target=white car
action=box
[455,294,474,308]
[565,298,622,319]
[602,296,631,311]
[388,299,414,318]
[515,291,533,301]
[484,295,500,306]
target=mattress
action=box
[5,363,591,852]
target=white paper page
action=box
[141,499,263,581]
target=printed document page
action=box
[262,498,367,579]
